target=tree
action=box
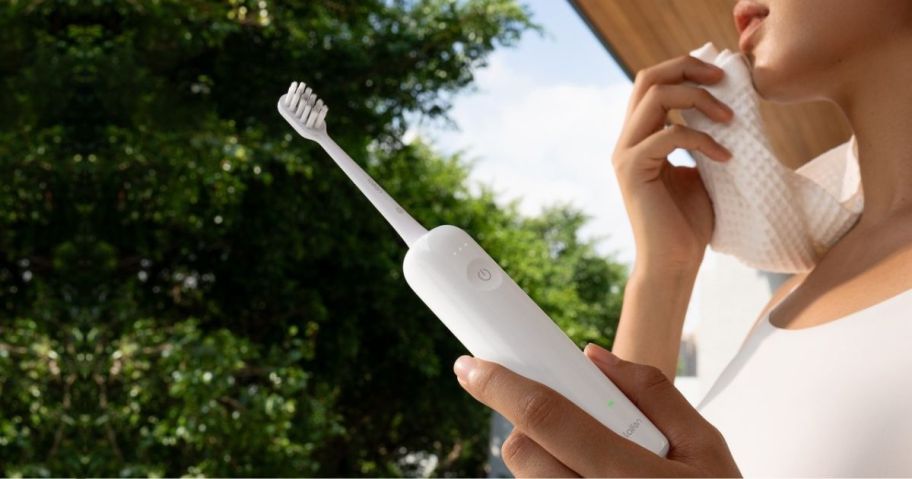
[0,0,627,476]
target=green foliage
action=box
[0,0,628,476]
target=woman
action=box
[451,0,912,476]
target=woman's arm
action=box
[611,263,701,381]
[605,53,735,381]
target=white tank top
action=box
[695,284,912,476]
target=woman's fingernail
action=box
[453,356,476,384]
[586,343,620,365]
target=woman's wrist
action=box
[614,258,701,379]
[630,253,703,283]
[624,263,700,318]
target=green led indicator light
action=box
[607,399,615,407]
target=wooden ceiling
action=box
[568,0,852,169]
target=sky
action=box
[405,0,704,332]
[406,0,696,266]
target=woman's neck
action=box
[834,35,912,230]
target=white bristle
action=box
[300,101,313,121]
[281,81,329,130]
[300,90,316,117]
[285,82,297,106]
[316,106,328,128]
[309,99,325,127]
[287,85,298,109]
[290,83,306,110]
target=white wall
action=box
[689,251,789,405]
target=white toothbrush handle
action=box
[403,224,670,457]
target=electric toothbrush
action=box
[277,81,670,457]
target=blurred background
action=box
[0,0,852,476]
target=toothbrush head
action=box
[278,81,329,140]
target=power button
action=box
[467,258,502,291]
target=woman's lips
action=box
[733,0,769,53]
[738,14,766,53]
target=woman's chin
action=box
[749,50,826,104]
[750,64,805,104]
[750,66,777,101]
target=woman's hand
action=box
[612,54,735,274]
[453,344,741,477]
